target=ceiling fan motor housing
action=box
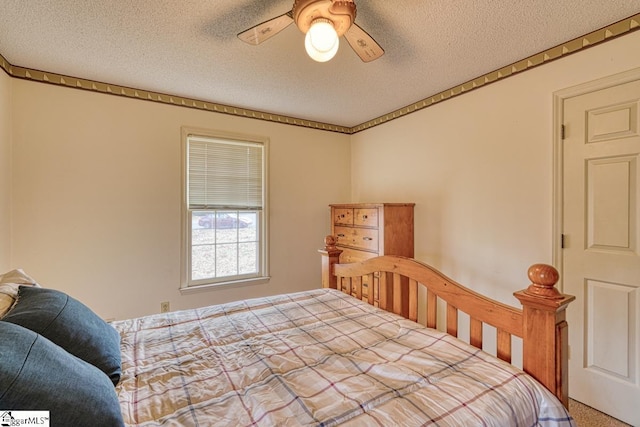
[292,0,356,36]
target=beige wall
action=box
[10,80,350,320]
[351,30,640,304]
[0,70,11,271]
[5,29,639,319]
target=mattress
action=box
[113,289,575,426]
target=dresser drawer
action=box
[333,208,353,225]
[335,226,379,251]
[334,226,352,247]
[339,247,377,264]
[353,208,378,227]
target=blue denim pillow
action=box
[2,286,122,386]
[0,322,124,426]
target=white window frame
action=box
[180,127,269,292]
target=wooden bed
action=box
[2,239,577,426]
[320,235,576,408]
[111,237,578,425]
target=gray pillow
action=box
[0,321,124,426]
[2,286,122,385]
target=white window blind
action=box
[187,136,264,210]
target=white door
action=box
[562,77,640,426]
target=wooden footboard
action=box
[319,236,575,408]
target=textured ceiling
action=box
[0,1,639,129]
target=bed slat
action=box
[344,277,352,295]
[408,278,418,322]
[446,305,458,337]
[470,317,483,349]
[497,329,512,363]
[354,276,362,300]
[379,273,389,311]
[426,291,437,329]
[367,273,375,305]
[393,272,402,315]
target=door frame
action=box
[552,66,640,287]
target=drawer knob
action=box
[337,233,345,237]
[362,215,368,219]
[363,237,373,241]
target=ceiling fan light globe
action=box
[305,35,339,62]
[304,20,339,62]
[307,20,338,52]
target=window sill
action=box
[179,276,271,295]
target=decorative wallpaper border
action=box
[352,13,640,133]
[0,53,351,134]
[1,13,638,134]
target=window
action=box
[181,128,268,289]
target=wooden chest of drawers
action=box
[329,203,415,307]
[330,203,415,261]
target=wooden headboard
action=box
[319,236,575,408]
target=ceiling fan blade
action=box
[237,12,294,45]
[344,23,384,62]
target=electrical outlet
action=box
[160,301,170,313]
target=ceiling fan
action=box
[238,0,384,63]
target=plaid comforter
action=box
[114,289,575,426]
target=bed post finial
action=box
[514,264,575,408]
[324,235,338,251]
[525,264,563,299]
[318,235,342,289]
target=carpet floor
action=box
[568,399,631,426]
